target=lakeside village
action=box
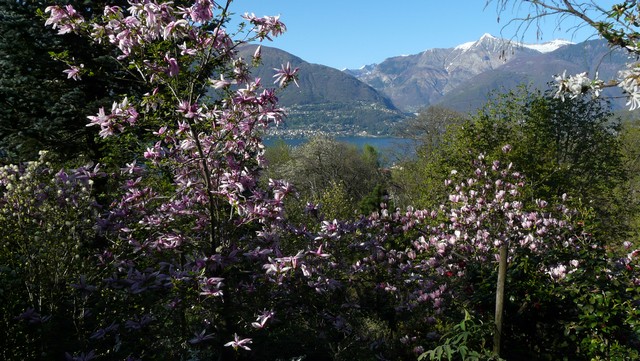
[265,126,378,140]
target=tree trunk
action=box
[493,244,508,357]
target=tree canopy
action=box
[394,87,630,241]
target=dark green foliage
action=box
[0,0,144,163]
[420,311,499,361]
[471,88,627,241]
[358,183,387,215]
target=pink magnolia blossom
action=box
[243,13,287,40]
[63,64,84,80]
[189,329,214,344]
[188,0,214,23]
[209,74,232,89]
[273,62,299,87]
[548,264,568,280]
[165,54,179,76]
[44,4,85,34]
[251,310,274,329]
[224,333,252,351]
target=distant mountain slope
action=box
[347,35,633,113]
[437,39,630,112]
[236,45,407,135]
[227,36,632,137]
[347,34,549,112]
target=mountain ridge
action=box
[437,38,629,111]
[242,34,630,137]
[344,33,584,112]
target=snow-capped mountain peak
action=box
[455,33,504,52]
[454,34,573,53]
[479,33,497,40]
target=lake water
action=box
[264,136,417,163]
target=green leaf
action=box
[445,346,453,360]
[459,345,468,359]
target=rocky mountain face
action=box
[345,34,583,112]
[437,38,630,111]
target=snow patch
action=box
[454,34,573,53]
[455,41,476,51]
[519,39,574,53]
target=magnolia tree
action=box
[371,152,591,357]
[489,0,640,110]
[0,153,103,360]
[40,1,312,359]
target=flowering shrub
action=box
[0,152,102,359]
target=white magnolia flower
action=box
[618,63,640,110]
[554,71,604,102]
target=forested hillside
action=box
[235,45,406,136]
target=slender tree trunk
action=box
[493,244,508,357]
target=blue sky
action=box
[231,1,613,70]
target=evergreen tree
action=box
[0,0,144,163]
